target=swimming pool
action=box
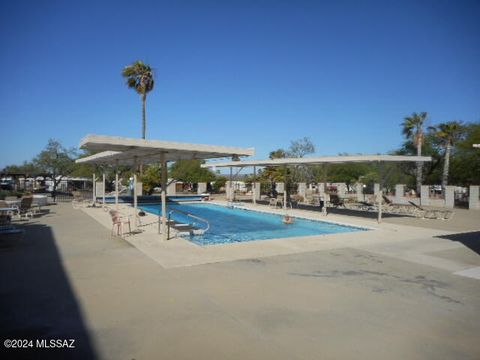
[139,203,367,245]
[97,194,206,204]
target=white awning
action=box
[201,155,432,168]
[76,134,255,165]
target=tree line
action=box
[2,119,478,196]
[249,116,479,192]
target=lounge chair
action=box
[362,196,425,217]
[0,204,12,225]
[289,194,302,208]
[329,194,345,208]
[312,195,323,207]
[0,200,12,226]
[268,196,284,208]
[408,201,454,220]
[276,195,285,208]
[344,200,376,212]
[268,197,277,207]
[11,196,37,220]
[302,190,316,205]
[379,195,420,217]
[32,194,48,210]
[382,195,393,205]
[105,186,128,196]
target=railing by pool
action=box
[167,208,210,239]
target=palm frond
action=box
[430,120,465,145]
[126,77,136,88]
[122,60,155,95]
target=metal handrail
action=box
[167,208,210,239]
[227,200,244,208]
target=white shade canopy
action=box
[76,134,255,165]
[201,155,432,168]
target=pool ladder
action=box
[227,200,245,208]
[167,208,210,239]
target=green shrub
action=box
[0,190,24,200]
[212,177,227,193]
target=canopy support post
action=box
[92,173,96,205]
[229,166,233,202]
[160,153,168,240]
[133,173,138,226]
[377,189,383,223]
[102,172,106,208]
[377,162,384,223]
[283,165,287,210]
[253,166,256,205]
[115,160,119,210]
[133,156,138,227]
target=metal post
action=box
[283,166,287,210]
[377,188,383,223]
[167,213,171,240]
[377,162,384,223]
[229,166,233,202]
[92,173,96,205]
[133,156,138,227]
[102,172,106,207]
[160,153,168,240]
[253,166,256,205]
[133,173,138,228]
[115,161,119,210]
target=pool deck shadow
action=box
[435,231,480,255]
[80,201,461,269]
[0,220,98,360]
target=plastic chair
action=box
[109,210,131,236]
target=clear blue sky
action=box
[1,0,479,168]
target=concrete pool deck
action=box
[1,202,480,359]
[80,201,480,278]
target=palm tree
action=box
[122,61,155,139]
[402,112,428,193]
[429,121,464,190]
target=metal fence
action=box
[54,190,93,203]
[454,188,469,208]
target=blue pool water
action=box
[139,203,367,246]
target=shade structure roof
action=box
[201,155,432,168]
[76,135,255,165]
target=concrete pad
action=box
[2,203,480,359]
[427,247,480,267]
[454,267,480,280]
